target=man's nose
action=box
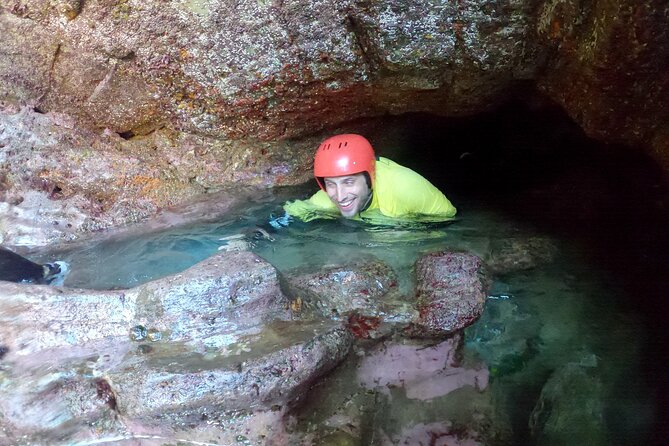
[334,185,345,202]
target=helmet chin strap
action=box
[359,189,373,214]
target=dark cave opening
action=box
[374,100,669,441]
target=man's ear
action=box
[363,172,372,189]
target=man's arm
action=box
[282,190,340,222]
[383,165,457,219]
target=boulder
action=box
[407,251,489,338]
[357,335,489,401]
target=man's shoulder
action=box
[376,157,423,184]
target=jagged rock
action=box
[407,251,489,338]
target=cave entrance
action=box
[359,100,669,442]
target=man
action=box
[282,134,457,224]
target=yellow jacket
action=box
[283,157,457,224]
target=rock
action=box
[110,320,352,421]
[464,296,542,379]
[407,251,489,338]
[0,0,668,239]
[0,0,544,138]
[536,0,669,158]
[486,235,558,275]
[529,362,607,446]
[0,251,288,356]
[282,256,400,320]
[0,251,354,443]
[0,107,314,246]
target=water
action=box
[32,185,660,444]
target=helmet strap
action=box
[359,189,373,213]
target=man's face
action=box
[324,173,370,218]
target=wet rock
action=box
[0,371,119,433]
[110,320,352,421]
[407,251,489,338]
[486,235,558,275]
[0,252,354,442]
[0,251,287,357]
[385,421,484,446]
[0,107,315,246]
[292,333,510,445]
[282,257,400,320]
[529,362,606,446]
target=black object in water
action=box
[0,246,68,285]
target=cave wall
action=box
[0,0,667,245]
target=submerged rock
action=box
[486,235,558,275]
[407,251,489,338]
[0,246,499,443]
[529,362,607,446]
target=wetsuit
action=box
[283,157,457,224]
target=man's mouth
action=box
[338,198,356,210]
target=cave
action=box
[2,0,668,442]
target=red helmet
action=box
[313,134,376,191]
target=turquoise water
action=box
[35,186,658,444]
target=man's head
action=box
[313,134,376,217]
[322,173,371,218]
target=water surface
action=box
[33,186,658,444]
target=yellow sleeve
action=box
[378,162,457,219]
[283,190,340,222]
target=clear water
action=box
[34,185,658,444]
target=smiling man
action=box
[282,134,457,224]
